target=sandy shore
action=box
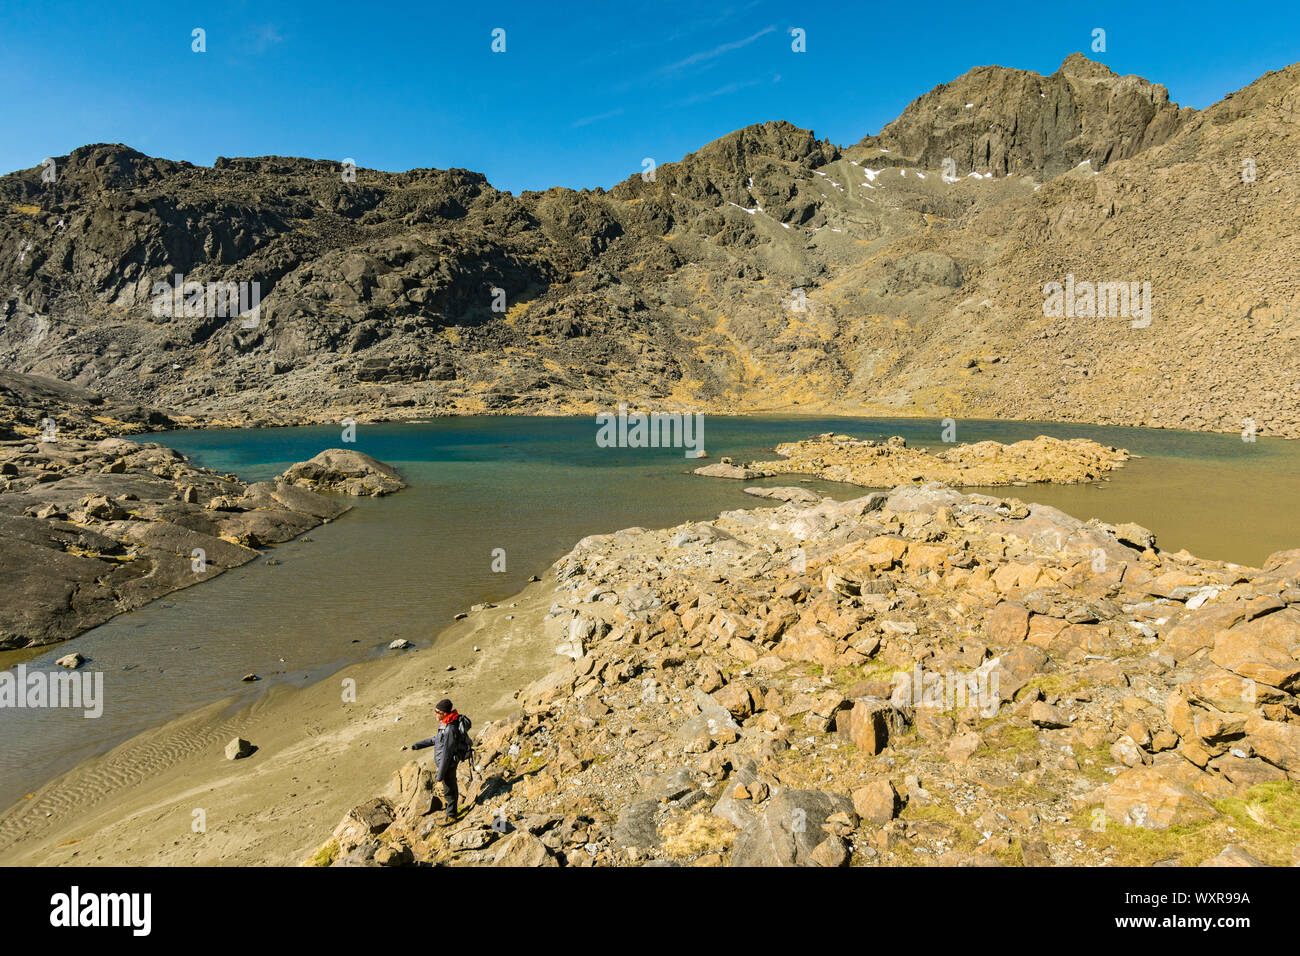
[0,576,561,866]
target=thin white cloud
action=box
[571,107,626,128]
[660,25,776,75]
[679,76,766,105]
[244,24,285,55]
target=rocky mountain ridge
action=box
[2,54,1298,436]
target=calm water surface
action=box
[1,416,1297,808]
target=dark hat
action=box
[435,698,454,713]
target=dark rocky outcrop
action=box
[0,436,404,648]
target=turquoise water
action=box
[0,415,1296,809]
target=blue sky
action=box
[2,0,1297,194]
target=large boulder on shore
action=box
[279,449,406,497]
[694,462,763,480]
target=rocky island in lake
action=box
[694,433,1131,487]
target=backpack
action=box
[452,715,473,764]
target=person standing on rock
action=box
[410,699,472,825]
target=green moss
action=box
[1074,781,1300,866]
[307,839,339,867]
[1020,673,1087,698]
[984,723,1039,753]
[857,661,903,683]
[1074,740,1120,783]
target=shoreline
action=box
[2,426,1297,866]
[0,573,563,865]
[141,406,1299,441]
[309,486,1299,867]
[1,478,1295,866]
[0,440,403,651]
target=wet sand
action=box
[0,576,560,866]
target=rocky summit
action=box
[2,55,1299,435]
[313,483,1300,867]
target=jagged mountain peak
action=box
[687,120,837,171]
[1056,51,1117,79]
[860,55,1189,179]
[1,56,1297,439]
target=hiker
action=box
[410,698,472,824]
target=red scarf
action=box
[440,710,460,726]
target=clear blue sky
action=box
[2,0,1297,194]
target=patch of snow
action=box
[863,168,882,181]
[965,103,974,108]
[727,202,760,214]
[916,171,926,179]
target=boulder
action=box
[694,463,763,480]
[492,830,560,867]
[731,788,855,867]
[224,737,255,760]
[1103,767,1218,829]
[985,602,1030,645]
[374,841,414,866]
[279,449,406,497]
[989,646,1050,701]
[1201,845,1267,867]
[852,779,902,825]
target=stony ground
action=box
[695,433,1130,487]
[314,482,1300,867]
[0,441,403,648]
